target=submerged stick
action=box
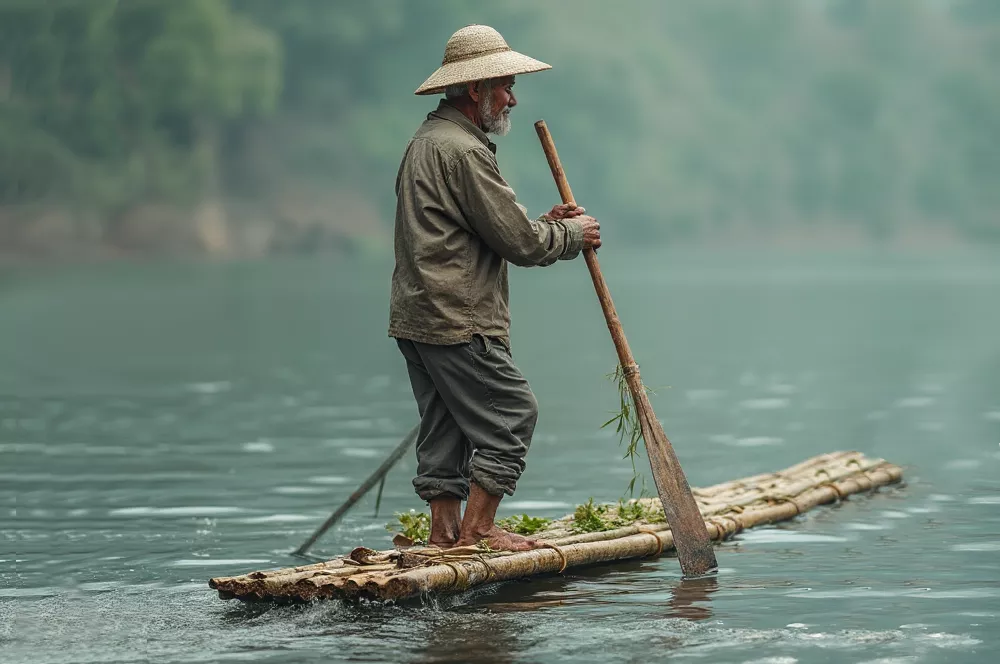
[293,425,418,556]
[534,119,717,577]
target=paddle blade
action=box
[635,395,718,576]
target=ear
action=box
[467,81,482,103]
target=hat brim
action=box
[415,50,551,96]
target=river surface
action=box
[2,250,998,663]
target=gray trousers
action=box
[396,335,538,501]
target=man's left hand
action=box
[542,204,586,221]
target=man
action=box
[390,25,601,551]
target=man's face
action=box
[476,76,516,136]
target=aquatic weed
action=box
[386,509,430,543]
[570,497,666,533]
[601,364,658,496]
[497,513,551,535]
[571,498,614,533]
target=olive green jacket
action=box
[388,101,584,345]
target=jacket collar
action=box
[430,100,497,154]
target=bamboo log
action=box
[209,452,903,603]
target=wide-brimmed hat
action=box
[415,25,551,96]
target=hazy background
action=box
[4,3,1000,662]
[2,0,998,260]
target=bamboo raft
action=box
[210,451,902,603]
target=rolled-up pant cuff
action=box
[413,477,469,502]
[471,467,516,497]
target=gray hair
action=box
[444,79,493,99]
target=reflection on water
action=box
[3,252,999,663]
[415,611,522,664]
[666,575,719,621]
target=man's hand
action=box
[577,215,601,249]
[542,204,600,250]
[543,203,587,221]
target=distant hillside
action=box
[1,0,997,258]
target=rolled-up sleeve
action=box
[450,147,584,267]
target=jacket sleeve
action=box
[450,147,584,267]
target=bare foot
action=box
[456,526,543,552]
[428,496,462,550]
[428,536,457,549]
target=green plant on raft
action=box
[615,497,666,525]
[570,497,667,534]
[386,509,430,543]
[601,364,658,496]
[572,498,614,533]
[615,498,647,523]
[496,513,551,536]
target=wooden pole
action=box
[293,425,418,557]
[533,119,718,577]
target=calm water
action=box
[2,250,998,663]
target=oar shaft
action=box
[534,120,717,576]
[534,123,639,377]
[293,425,418,556]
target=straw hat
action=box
[415,25,551,96]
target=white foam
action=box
[880,510,911,519]
[271,486,328,495]
[171,558,271,567]
[787,588,998,599]
[969,496,1000,505]
[235,514,315,524]
[342,448,380,458]
[109,506,246,517]
[308,476,350,485]
[739,398,789,410]
[242,440,275,453]
[951,542,1000,552]
[740,530,848,544]
[0,587,60,598]
[735,436,784,447]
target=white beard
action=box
[479,94,512,136]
